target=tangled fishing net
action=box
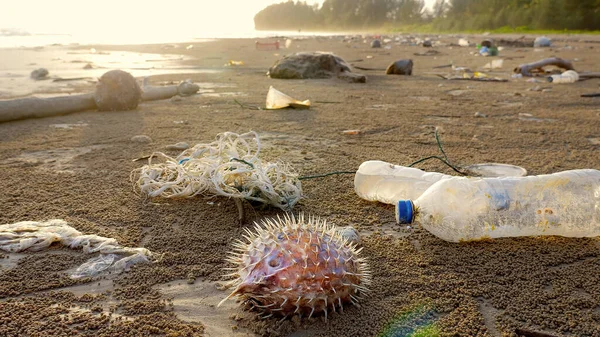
[131,131,303,210]
[0,219,154,279]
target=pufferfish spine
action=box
[219,213,371,321]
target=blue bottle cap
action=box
[395,200,414,224]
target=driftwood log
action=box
[513,57,574,76]
[0,70,200,123]
[141,80,200,101]
[0,94,96,123]
[579,72,600,80]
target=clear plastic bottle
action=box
[395,169,600,242]
[547,70,579,83]
[354,160,451,204]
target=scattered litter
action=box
[50,122,88,129]
[255,41,279,50]
[186,44,194,50]
[342,129,362,135]
[474,112,487,118]
[0,219,154,279]
[386,59,413,75]
[438,74,507,82]
[227,60,244,66]
[132,131,303,210]
[131,135,152,143]
[265,86,310,110]
[166,142,189,151]
[458,38,470,47]
[285,39,293,49]
[582,93,600,98]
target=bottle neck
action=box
[396,200,414,224]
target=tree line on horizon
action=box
[253,0,600,31]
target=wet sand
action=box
[1,34,600,337]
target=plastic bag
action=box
[0,219,154,279]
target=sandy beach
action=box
[1,34,600,337]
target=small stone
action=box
[529,86,542,92]
[370,39,381,48]
[338,226,361,245]
[131,135,152,143]
[474,112,487,118]
[337,71,366,83]
[385,59,413,75]
[30,68,49,80]
[542,89,552,93]
[166,142,189,150]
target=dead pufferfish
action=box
[219,214,371,320]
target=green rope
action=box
[230,158,254,168]
[233,99,262,110]
[297,128,466,180]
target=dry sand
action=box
[1,34,600,337]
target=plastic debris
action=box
[342,129,362,135]
[265,86,310,110]
[354,160,528,205]
[0,219,154,279]
[132,131,303,210]
[458,38,470,47]
[227,60,245,66]
[483,59,504,69]
[548,70,579,83]
[395,168,600,242]
[462,163,527,177]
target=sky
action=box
[0,0,435,43]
